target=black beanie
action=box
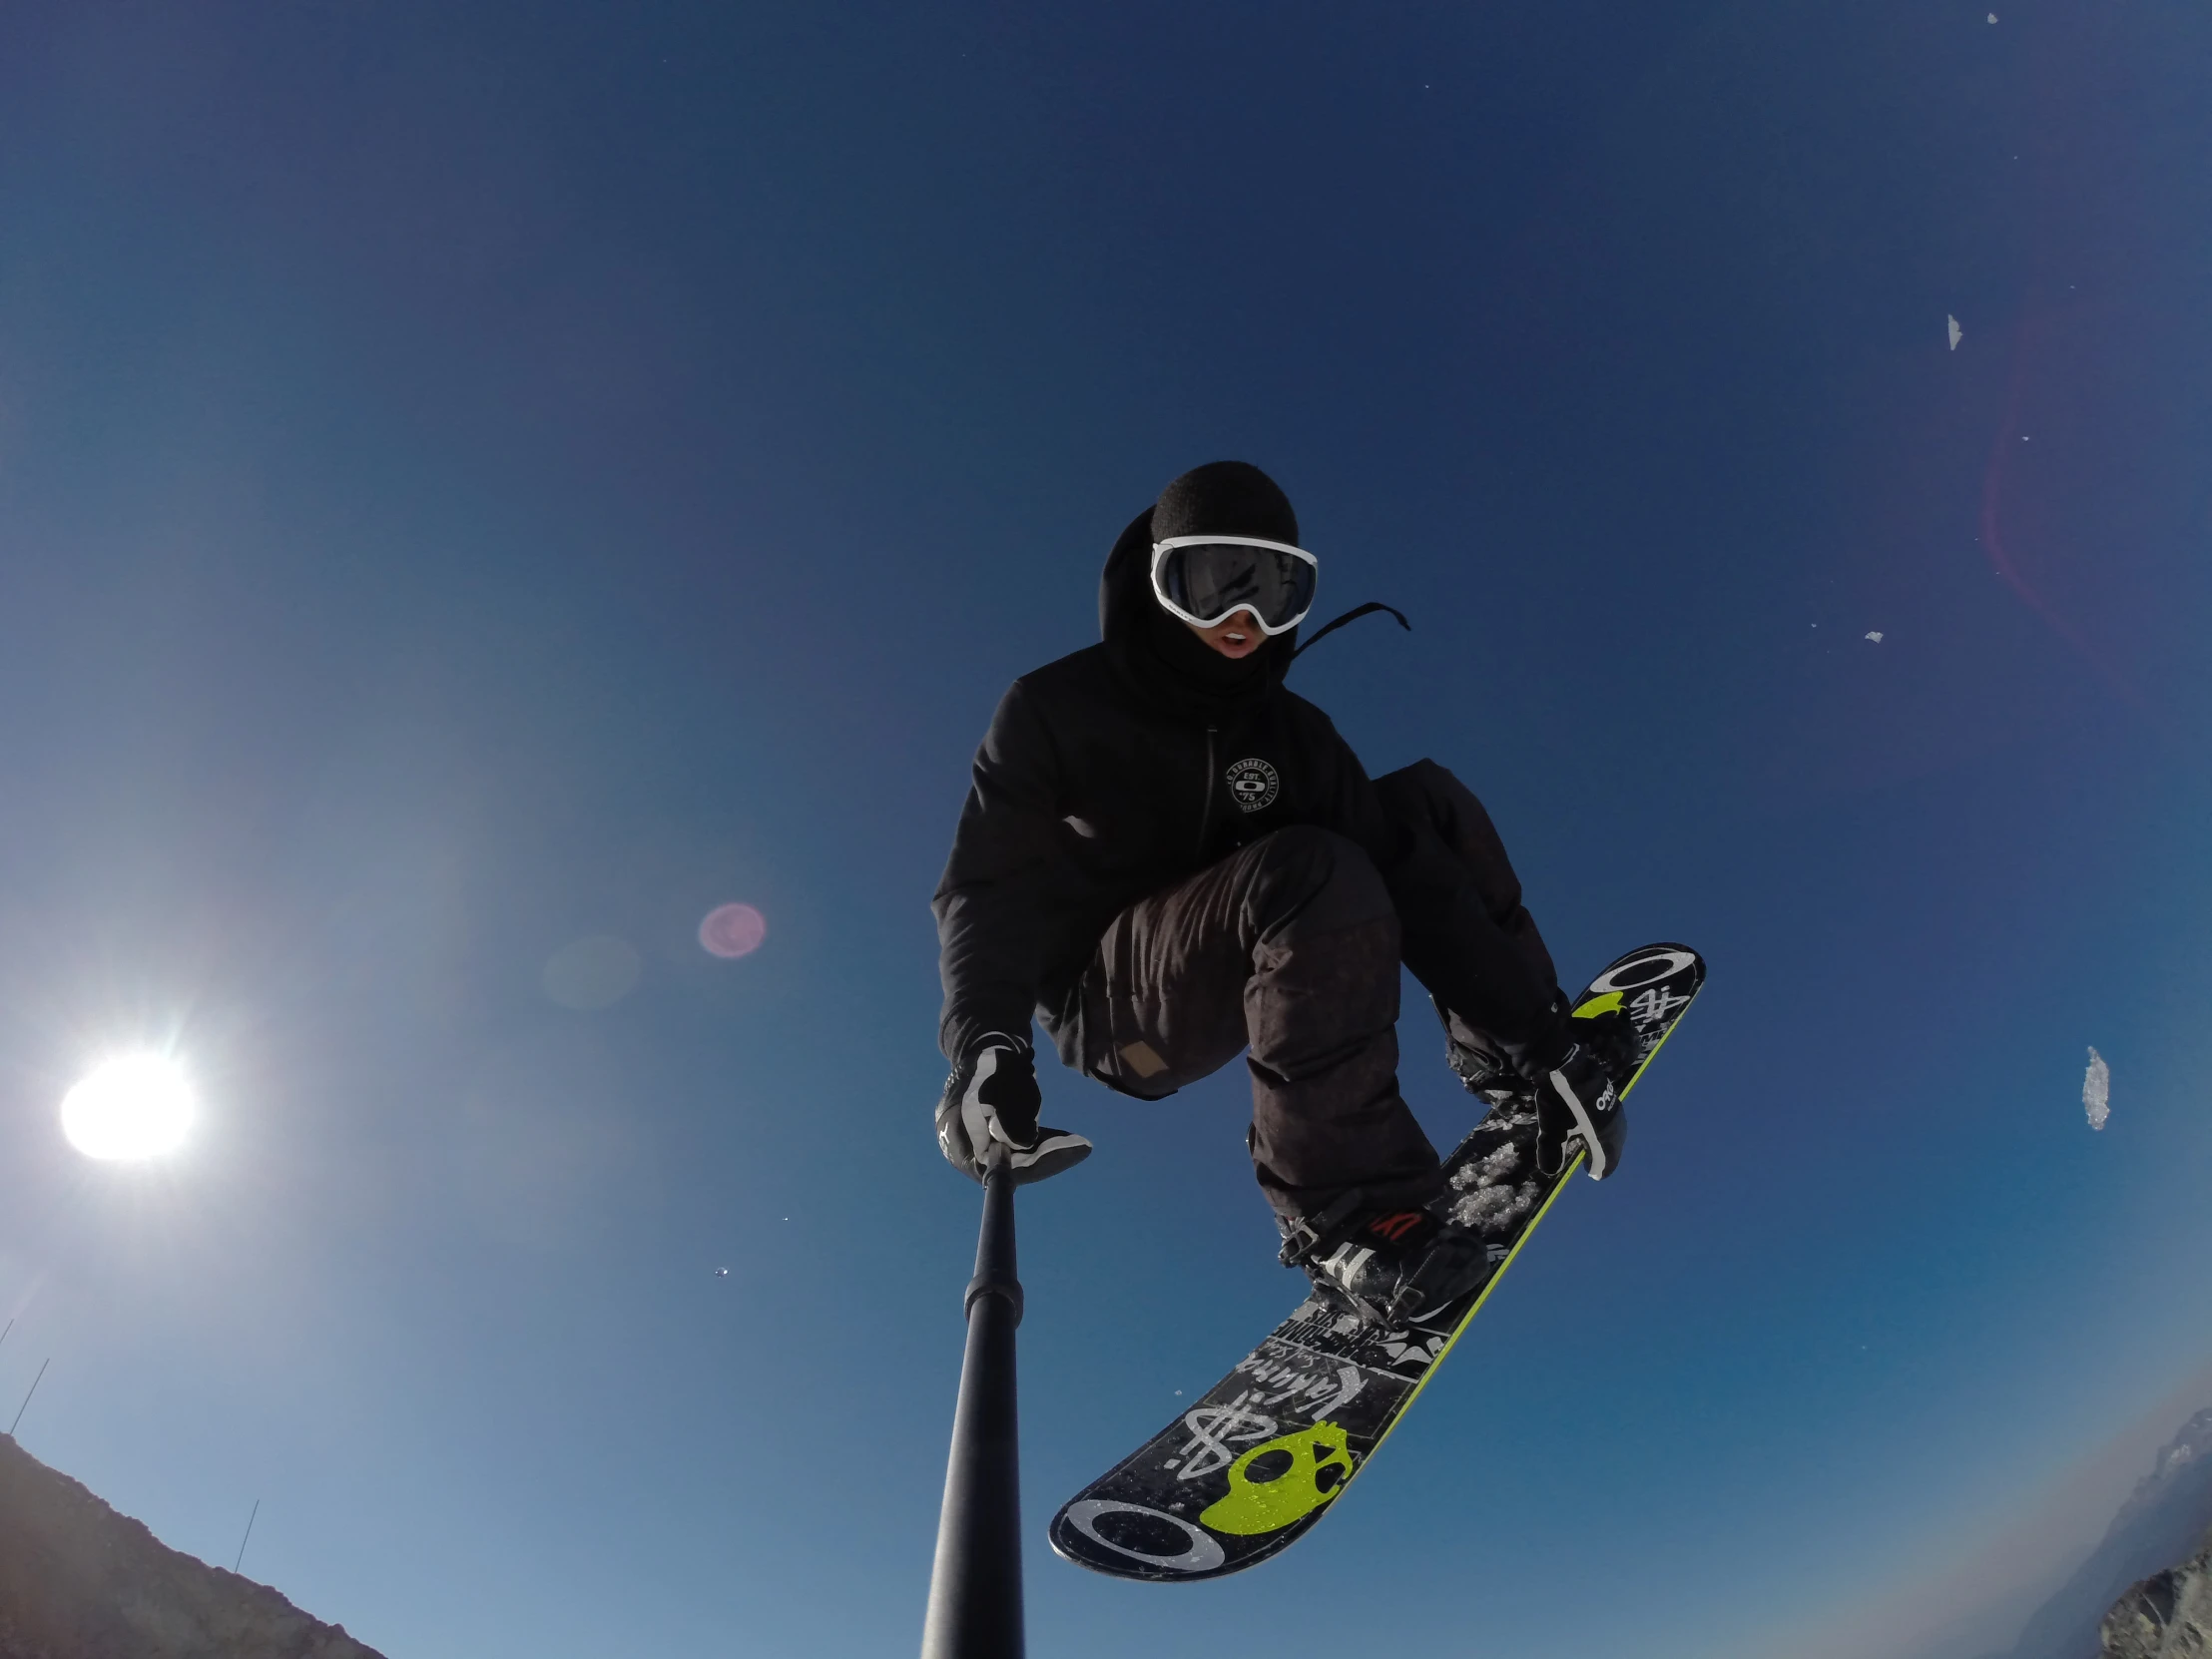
[1151,460,1300,546]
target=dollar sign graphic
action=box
[1171,1391,1279,1481]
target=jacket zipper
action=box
[1195,726,1218,859]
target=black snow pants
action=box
[1045,761,1553,1224]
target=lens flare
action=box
[699,902,767,959]
[60,1055,196,1161]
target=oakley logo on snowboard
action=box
[1225,758,1280,813]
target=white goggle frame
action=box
[1149,535,1320,637]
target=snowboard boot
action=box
[1436,995,1640,1108]
[1433,999,1520,1109]
[1279,1193,1501,1329]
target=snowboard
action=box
[1047,942,1704,1582]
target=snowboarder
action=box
[932,461,1628,1327]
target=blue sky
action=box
[1,3,2209,1655]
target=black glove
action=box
[1572,1003,1641,1082]
[935,1033,1091,1187]
[1525,1011,1627,1182]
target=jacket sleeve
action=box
[1305,723,1560,1043]
[931,680,1075,1062]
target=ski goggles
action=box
[1149,535,1319,636]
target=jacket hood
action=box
[1099,507,1296,725]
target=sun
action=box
[60,1055,197,1161]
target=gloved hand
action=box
[1571,1003,1641,1082]
[935,1033,1092,1187]
[1526,1014,1627,1182]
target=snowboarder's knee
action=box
[1245,826,1391,932]
[1248,824,1377,887]
[1373,758,1470,828]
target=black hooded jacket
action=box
[931,508,1558,1068]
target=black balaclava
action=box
[1099,461,1301,725]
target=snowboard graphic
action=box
[1048,943,1704,1582]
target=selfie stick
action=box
[920,1139,1026,1659]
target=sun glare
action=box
[60,1055,196,1161]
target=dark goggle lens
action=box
[1160,544,1316,629]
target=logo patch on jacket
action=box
[1225,758,1280,813]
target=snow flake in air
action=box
[1948,315,1963,350]
[2083,1047,2110,1130]
[1866,631,1884,643]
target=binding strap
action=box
[1277,1187,1370,1268]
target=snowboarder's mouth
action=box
[1184,609,1266,659]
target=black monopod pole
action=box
[920,1140,1026,1659]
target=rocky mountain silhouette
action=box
[1980,1407,2212,1659]
[2097,1520,2212,1658]
[0,1432,385,1659]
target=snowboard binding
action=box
[1279,1188,1501,1329]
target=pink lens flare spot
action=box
[699,902,768,959]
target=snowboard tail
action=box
[1047,942,1704,1582]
